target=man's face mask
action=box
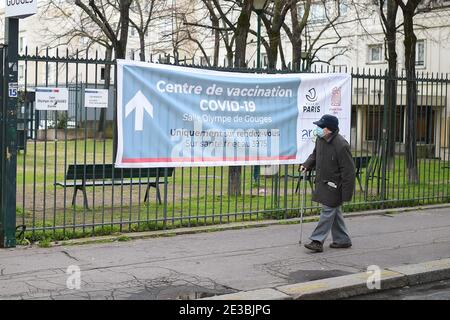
[313,126,325,138]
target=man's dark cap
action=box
[313,114,339,131]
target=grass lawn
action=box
[14,138,450,243]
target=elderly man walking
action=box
[300,114,356,253]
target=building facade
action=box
[1,0,450,159]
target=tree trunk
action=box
[290,2,302,71]
[229,0,253,196]
[226,49,234,67]
[279,40,287,70]
[234,0,253,68]
[267,0,285,70]
[384,0,399,169]
[116,0,132,60]
[212,16,220,66]
[290,0,310,71]
[403,8,419,183]
[139,31,146,62]
[267,28,280,70]
[222,20,234,67]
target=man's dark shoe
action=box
[329,242,352,249]
[304,241,323,253]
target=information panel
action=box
[116,60,351,168]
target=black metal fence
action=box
[10,48,450,242]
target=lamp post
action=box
[252,0,267,185]
[253,0,268,70]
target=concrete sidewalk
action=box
[1,207,450,300]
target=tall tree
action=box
[210,0,255,195]
[75,0,133,59]
[75,0,133,156]
[234,0,254,68]
[283,0,346,71]
[289,0,311,71]
[395,0,421,183]
[127,0,160,61]
[179,0,224,66]
[210,0,270,67]
[229,0,254,195]
[201,0,221,66]
[42,1,119,137]
[260,0,292,69]
[379,0,400,168]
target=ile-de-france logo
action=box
[306,88,318,103]
[329,87,343,115]
[331,87,342,106]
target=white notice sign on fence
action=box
[84,89,109,108]
[35,88,69,111]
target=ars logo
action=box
[300,128,316,142]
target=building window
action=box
[366,109,382,141]
[298,3,304,18]
[100,67,105,81]
[19,36,25,53]
[160,19,172,39]
[200,56,211,66]
[339,0,349,15]
[372,0,387,10]
[262,53,268,68]
[129,49,135,60]
[368,44,383,63]
[366,107,404,142]
[331,46,347,69]
[310,3,326,23]
[417,107,434,144]
[416,40,425,67]
[19,65,24,81]
[130,27,136,37]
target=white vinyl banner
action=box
[35,87,69,111]
[116,60,352,168]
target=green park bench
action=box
[55,165,174,209]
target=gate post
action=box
[0,18,19,248]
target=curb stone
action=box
[200,258,450,300]
[276,269,407,300]
[387,258,450,286]
[205,289,292,301]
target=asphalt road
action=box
[347,279,450,300]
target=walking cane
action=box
[299,170,307,244]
